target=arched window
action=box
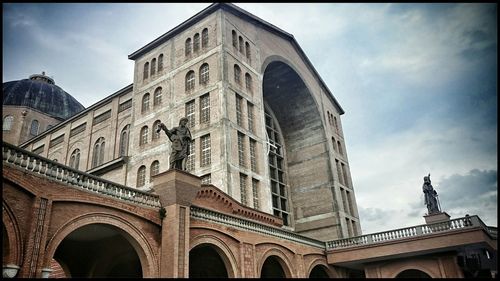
[142,93,150,113]
[30,120,39,136]
[137,165,146,187]
[337,141,343,155]
[92,137,105,168]
[158,54,164,72]
[245,42,251,60]
[232,30,237,48]
[69,149,80,170]
[234,65,241,85]
[202,28,208,48]
[119,125,130,156]
[199,63,209,84]
[140,126,149,146]
[150,160,160,179]
[152,120,162,141]
[143,62,149,80]
[238,36,244,53]
[186,70,195,92]
[151,58,156,76]
[245,73,252,92]
[185,38,192,56]
[3,115,14,131]
[154,87,162,106]
[193,33,200,52]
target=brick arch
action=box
[43,212,159,277]
[257,247,295,278]
[190,234,239,278]
[389,264,437,278]
[306,258,335,278]
[2,200,23,266]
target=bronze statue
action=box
[156,117,192,170]
[422,174,440,214]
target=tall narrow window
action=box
[200,94,210,124]
[238,36,244,53]
[119,125,130,156]
[30,120,39,136]
[92,137,105,168]
[347,190,354,215]
[199,63,209,84]
[142,93,150,113]
[185,71,195,92]
[240,173,248,205]
[186,139,195,171]
[232,30,237,48]
[143,62,149,80]
[245,73,252,92]
[337,140,343,155]
[137,165,146,187]
[185,100,196,128]
[3,115,13,131]
[341,188,349,215]
[69,149,80,170]
[335,159,344,185]
[341,163,349,187]
[140,126,149,146]
[154,87,162,106]
[185,38,192,56]
[200,134,211,167]
[202,28,208,48]
[151,58,156,76]
[150,160,160,179]
[333,116,339,134]
[238,132,246,168]
[245,41,251,61]
[252,179,259,209]
[152,120,162,141]
[265,106,290,226]
[331,137,337,152]
[247,102,254,133]
[234,65,241,85]
[158,54,164,72]
[193,33,200,52]
[235,94,243,126]
[250,139,257,172]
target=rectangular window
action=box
[201,173,211,184]
[335,159,344,185]
[341,163,349,187]
[93,110,111,125]
[240,173,247,205]
[249,139,257,173]
[186,139,195,171]
[236,94,243,127]
[346,218,353,237]
[247,102,254,133]
[200,134,211,167]
[200,93,210,124]
[238,132,246,168]
[346,190,354,215]
[341,188,349,215]
[252,179,259,210]
[118,99,132,113]
[185,100,195,128]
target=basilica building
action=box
[3,3,496,278]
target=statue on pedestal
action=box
[422,174,440,214]
[156,117,192,170]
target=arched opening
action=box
[396,269,432,278]
[189,244,228,278]
[261,255,287,278]
[52,223,142,278]
[309,264,330,278]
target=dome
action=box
[3,72,85,120]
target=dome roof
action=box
[3,73,85,120]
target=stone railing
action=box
[326,215,494,250]
[2,141,161,208]
[190,206,325,248]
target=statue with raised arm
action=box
[422,174,440,214]
[156,117,192,170]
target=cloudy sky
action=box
[3,3,497,234]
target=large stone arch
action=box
[306,258,335,278]
[2,200,23,266]
[258,247,295,278]
[189,234,239,278]
[44,212,158,277]
[389,264,437,278]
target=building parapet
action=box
[2,141,161,208]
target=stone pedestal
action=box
[152,169,201,278]
[424,212,450,224]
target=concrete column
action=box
[152,169,201,278]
